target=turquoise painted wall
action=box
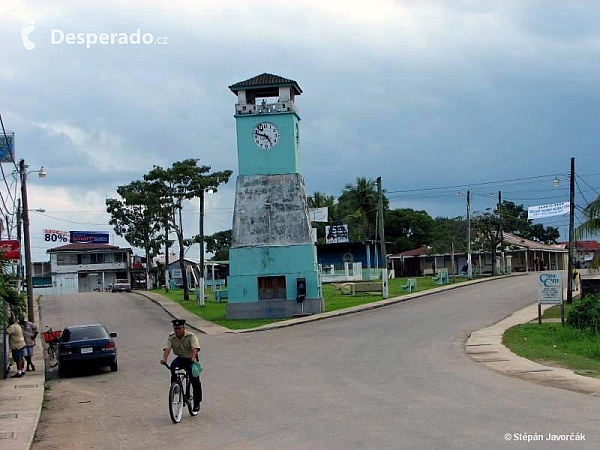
[228,244,320,303]
[235,112,300,176]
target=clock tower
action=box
[226,73,324,319]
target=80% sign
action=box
[44,229,69,243]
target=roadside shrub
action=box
[567,295,600,332]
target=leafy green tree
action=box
[529,223,560,244]
[106,180,163,289]
[472,211,502,273]
[428,216,469,255]
[145,159,232,301]
[204,229,232,261]
[495,201,559,244]
[385,208,434,253]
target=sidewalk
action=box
[0,303,45,448]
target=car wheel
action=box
[110,361,118,372]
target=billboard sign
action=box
[0,240,20,260]
[538,271,563,305]
[528,202,569,220]
[70,231,110,244]
[326,224,349,244]
[0,131,15,163]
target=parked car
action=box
[111,279,131,292]
[58,324,118,377]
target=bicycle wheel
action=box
[185,377,197,416]
[168,381,184,423]
[47,343,59,368]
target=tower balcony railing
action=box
[235,100,298,115]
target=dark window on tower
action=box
[258,276,286,300]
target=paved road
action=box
[35,276,598,450]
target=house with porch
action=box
[389,232,568,277]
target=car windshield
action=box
[63,326,109,341]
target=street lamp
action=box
[198,188,214,307]
[19,160,47,322]
[458,191,472,279]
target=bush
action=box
[567,295,600,332]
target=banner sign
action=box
[0,132,15,163]
[326,224,349,244]
[44,229,70,243]
[70,231,110,244]
[528,202,569,220]
[0,240,20,260]
[309,207,329,223]
[537,272,563,305]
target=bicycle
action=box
[161,361,198,423]
[43,327,62,368]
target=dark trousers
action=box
[170,356,202,406]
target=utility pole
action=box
[498,190,504,275]
[16,200,21,283]
[198,190,206,307]
[164,216,170,293]
[467,191,472,280]
[566,157,575,305]
[376,176,388,299]
[19,160,34,323]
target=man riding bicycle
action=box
[160,319,202,413]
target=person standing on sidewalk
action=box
[19,317,38,371]
[6,316,26,377]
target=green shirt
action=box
[166,331,200,359]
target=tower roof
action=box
[229,73,302,95]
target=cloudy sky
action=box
[2,0,599,261]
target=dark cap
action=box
[172,319,186,328]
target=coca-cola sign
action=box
[0,240,20,260]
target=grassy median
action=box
[503,311,600,378]
[151,275,470,330]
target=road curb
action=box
[465,302,600,396]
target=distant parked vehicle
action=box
[58,324,118,377]
[111,279,131,292]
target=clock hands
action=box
[254,132,272,144]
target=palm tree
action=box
[307,191,335,209]
[576,196,600,269]
[337,177,385,241]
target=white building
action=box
[47,243,132,295]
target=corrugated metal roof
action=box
[389,246,430,258]
[559,240,600,251]
[229,73,302,95]
[502,232,567,252]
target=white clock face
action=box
[252,122,280,149]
